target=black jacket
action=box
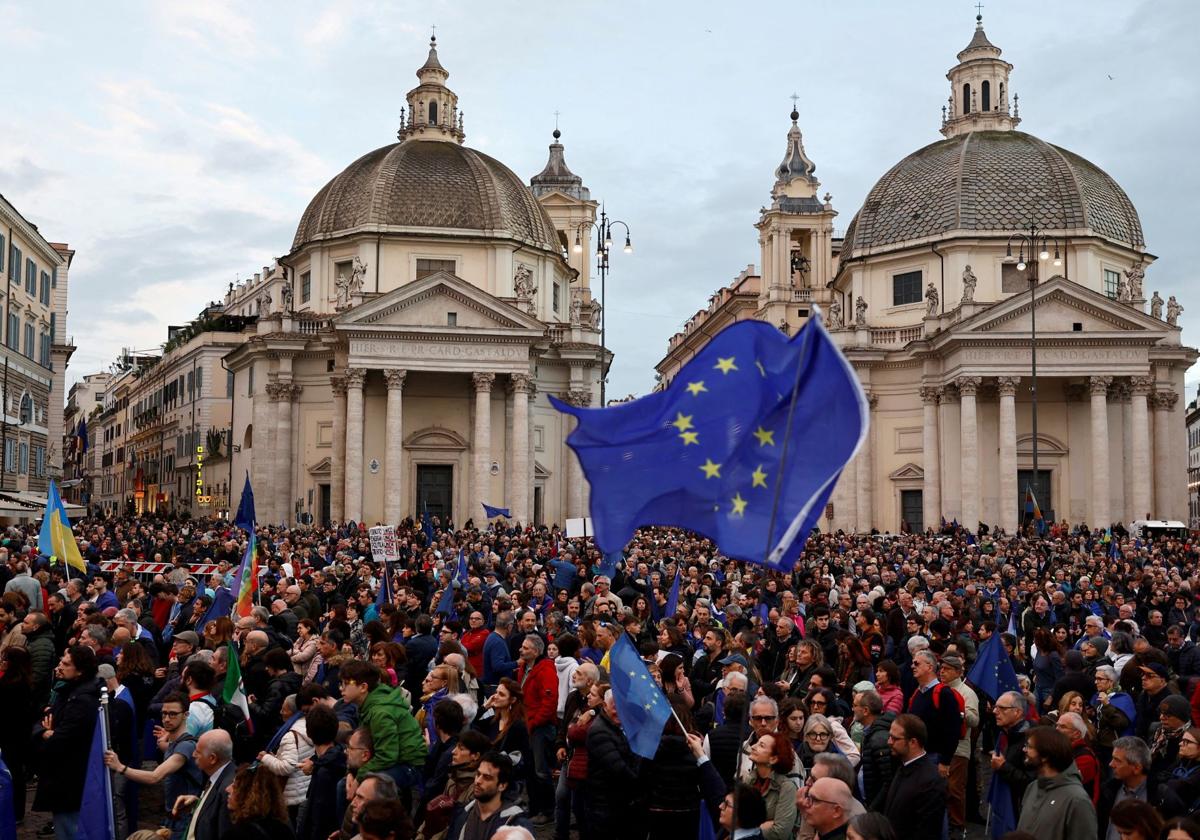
[643,733,701,813]
[23,623,56,708]
[883,753,948,840]
[757,629,800,683]
[250,671,302,732]
[585,711,640,826]
[706,717,746,790]
[33,676,102,814]
[995,721,1035,811]
[191,762,237,840]
[906,681,963,766]
[861,712,897,809]
[297,744,346,840]
[1170,641,1200,680]
[1096,774,1185,840]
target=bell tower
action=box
[755,100,837,333]
[398,34,466,144]
[941,13,1019,137]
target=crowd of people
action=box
[0,514,1199,840]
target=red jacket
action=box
[518,657,559,728]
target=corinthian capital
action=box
[509,373,534,394]
[955,376,981,396]
[385,369,408,390]
[471,372,495,392]
[1088,376,1113,396]
[344,368,366,389]
[919,386,942,405]
[995,377,1021,397]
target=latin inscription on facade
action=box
[350,340,526,362]
[961,347,1142,363]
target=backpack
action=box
[198,695,255,760]
[931,682,967,739]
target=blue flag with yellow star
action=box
[609,632,672,759]
[550,316,867,571]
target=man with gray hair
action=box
[989,690,1034,817]
[1098,736,1179,840]
[907,650,963,775]
[517,632,558,824]
[796,755,865,840]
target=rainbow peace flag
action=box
[38,479,85,572]
[231,477,258,617]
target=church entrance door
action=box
[417,464,453,522]
[1017,469,1054,525]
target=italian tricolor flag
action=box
[223,641,252,732]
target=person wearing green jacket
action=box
[339,659,426,798]
[1016,727,1098,840]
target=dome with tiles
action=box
[841,130,1144,258]
[291,36,561,256]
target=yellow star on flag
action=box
[679,431,700,445]
[731,492,748,516]
[699,459,722,479]
[671,412,694,432]
[714,357,738,374]
[751,465,768,488]
[753,426,775,447]
[686,381,707,396]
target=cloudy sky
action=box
[3,0,1197,398]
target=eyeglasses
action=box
[993,705,1018,711]
[750,714,777,723]
[807,731,831,740]
[718,800,732,810]
[802,791,838,807]
[1182,738,1200,747]
[160,710,183,718]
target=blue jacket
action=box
[482,632,517,686]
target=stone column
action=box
[507,373,533,524]
[1112,382,1133,523]
[920,387,941,531]
[273,382,300,526]
[563,389,591,520]
[854,393,877,531]
[1153,389,1179,519]
[528,385,537,523]
[958,376,981,532]
[1130,376,1154,521]
[997,377,1021,534]
[251,366,273,524]
[343,368,366,523]
[384,370,407,525]
[1088,376,1113,528]
[471,373,495,524]
[330,377,347,523]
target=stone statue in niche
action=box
[569,291,582,324]
[1116,273,1129,302]
[256,289,272,315]
[961,265,977,303]
[1167,295,1183,326]
[280,280,293,312]
[587,299,602,329]
[1150,291,1164,320]
[335,273,350,311]
[1124,262,1145,301]
[827,297,842,329]
[925,282,939,316]
[349,257,367,296]
[513,264,536,299]
[854,296,868,327]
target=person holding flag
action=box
[38,479,86,575]
[32,645,103,840]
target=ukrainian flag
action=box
[38,479,85,572]
[1024,486,1046,535]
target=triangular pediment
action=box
[334,271,546,333]
[308,456,331,476]
[952,276,1169,337]
[889,462,924,480]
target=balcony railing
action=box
[869,324,925,346]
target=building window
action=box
[23,323,34,359]
[552,282,561,313]
[3,440,12,473]
[1104,269,1120,299]
[892,270,922,306]
[429,100,438,124]
[248,366,255,396]
[19,442,28,475]
[416,258,456,279]
[300,271,311,303]
[25,258,35,294]
[0,235,4,274]
[447,312,457,327]
[981,80,991,112]
[5,314,16,351]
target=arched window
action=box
[962,83,971,114]
[981,80,991,112]
[429,101,438,124]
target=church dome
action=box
[292,139,562,254]
[841,130,1144,258]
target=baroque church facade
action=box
[226,37,603,527]
[657,18,1196,535]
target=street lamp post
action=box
[1006,222,1062,525]
[574,207,632,407]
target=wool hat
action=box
[1161,694,1191,722]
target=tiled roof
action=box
[293,140,561,253]
[842,130,1144,257]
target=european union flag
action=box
[987,771,1017,840]
[234,473,256,533]
[195,587,234,634]
[422,506,434,544]
[435,581,456,619]
[609,633,671,759]
[78,703,115,840]
[375,562,392,609]
[665,569,681,616]
[482,503,510,519]
[456,549,469,585]
[967,630,1020,702]
[597,551,621,580]
[551,316,867,571]
[756,601,770,626]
